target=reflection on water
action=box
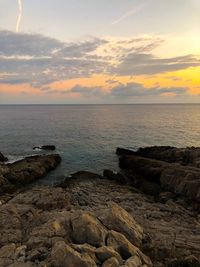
[0,104,200,183]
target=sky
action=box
[0,0,199,104]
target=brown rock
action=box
[119,154,200,205]
[97,204,144,247]
[124,255,142,267]
[10,186,70,210]
[102,257,119,267]
[0,154,61,196]
[5,154,61,184]
[72,243,98,264]
[71,211,106,247]
[133,146,200,167]
[9,263,36,267]
[106,231,152,266]
[96,246,122,264]
[103,170,126,184]
[51,241,96,267]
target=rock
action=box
[33,145,56,151]
[9,263,36,267]
[118,154,200,205]
[14,245,26,262]
[0,152,8,162]
[59,171,104,188]
[102,257,119,267]
[116,148,136,156]
[27,247,48,261]
[97,204,144,247]
[26,218,67,250]
[71,211,106,247]
[0,174,13,194]
[125,255,142,267]
[0,204,24,247]
[6,154,61,184]
[132,146,200,168]
[103,170,126,184]
[106,230,152,266]
[0,244,28,266]
[51,241,96,267]
[0,147,199,267]
[169,255,200,267]
[0,243,17,266]
[139,180,161,196]
[10,186,70,210]
[72,244,98,263]
[119,155,166,183]
[0,154,61,195]
[96,246,122,264]
[160,164,200,204]
[158,191,175,204]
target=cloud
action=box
[0,30,63,57]
[58,82,188,100]
[0,30,199,90]
[114,53,200,75]
[109,82,188,98]
[61,85,104,97]
[112,2,146,25]
[0,31,108,87]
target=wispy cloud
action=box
[16,0,23,32]
[112,2,146,25]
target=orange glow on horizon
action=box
[0,66,199,98]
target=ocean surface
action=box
[0,104,200,184]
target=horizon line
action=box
[0,103,199,106]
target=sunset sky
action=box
[0,0,199,103]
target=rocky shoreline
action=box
[0,147,199,267]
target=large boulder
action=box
[96,204,144,247]
[106,230,152,266]
[95,246,122,264]
[102,257,119,267]
[70,211,107,247]
[5,154,61,184]
[51,241,97,267]
[0,154,61,195]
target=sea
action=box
[0,104,200,184]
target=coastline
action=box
[0,146,200,267]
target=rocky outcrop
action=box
[0,184,152,267]
[60,171,200,266]
[118,152,200,209]
[0,147,200,267]
[0,154,61,195]
[0,152,8,162]
[117,146,200,168]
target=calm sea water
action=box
[0,104,200,184]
